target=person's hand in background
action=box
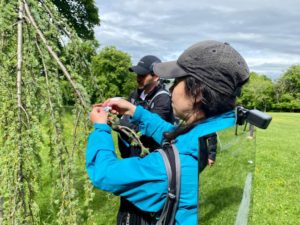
[208,159,215,166]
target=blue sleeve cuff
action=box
[93,123,112,133]
[86,123,115,164]
[132,105,144,122]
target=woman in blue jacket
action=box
[86,40,249,225]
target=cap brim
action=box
[129,65,150,76]
[153,61,188,79]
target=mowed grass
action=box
[250,113,300,225]
[199,126,256,224]
[200,113,300,225]
[35,112,120,224]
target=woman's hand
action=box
[90,104,109,124]
[103,98,136,116]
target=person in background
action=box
[206,133,218,166]
[116,55,174,224]
[118,55,174,157]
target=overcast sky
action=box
[94,0,300,80]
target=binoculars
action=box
[236,106,272,129]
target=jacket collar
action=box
[140,84,164,101]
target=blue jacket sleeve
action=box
[86,123,168,212]
[131,106,175,145]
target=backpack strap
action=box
[147,90,170,109]
[156,143,181,225]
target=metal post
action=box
[0,197,3,225]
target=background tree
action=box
[91,46,136,103]
[238,72,274,111]
[60,39,99,105]
[279,65,300,96]
[273,65,300,112]
[50,0,100,39]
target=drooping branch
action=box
[35,40,67,184]
[0,32,4,52]
[1,1,99,223]
[111,117,149,156]
[35,40,67,147]
[35,41,57,135]
[16,0,27,218]
[71,110,82,159]
[39,0,71,39]
[17,2,23,110]
[23,0,87,109]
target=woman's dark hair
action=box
[164,76,236,141]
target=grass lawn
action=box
[250,113,300,225]
[36,113,121,225]
[199,126,256,225]
[200,113,300,225]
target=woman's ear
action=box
[194,93,203,104]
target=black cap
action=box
[130,55,161,76]
[153,40,249,96]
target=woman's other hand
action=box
[90,104,109,124]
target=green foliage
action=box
[272,98,300,112]
[51,0,100,39]
[0,0,96,224]
[279,65,300,96]
[237,65,300,112]
[60,39,99,105]
[91,46,136,103]
[0,1,136,224]
[238,72,275,111]
[272,65,300,112]
[0,2,41,224]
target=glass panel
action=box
[199,124,256,225]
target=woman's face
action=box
[171,80,195,121]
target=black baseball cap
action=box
[130,55,161,76]
[153,40,250,96]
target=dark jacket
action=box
[118,84,174,158]
[206,133,218,161]
[116,84,174,225]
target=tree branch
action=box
[35,41,56,124]
[114,125,149,156]
[23,0,87,109]
[16,0,27,217]
[71,110,82,159]
[39,0,71,39]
